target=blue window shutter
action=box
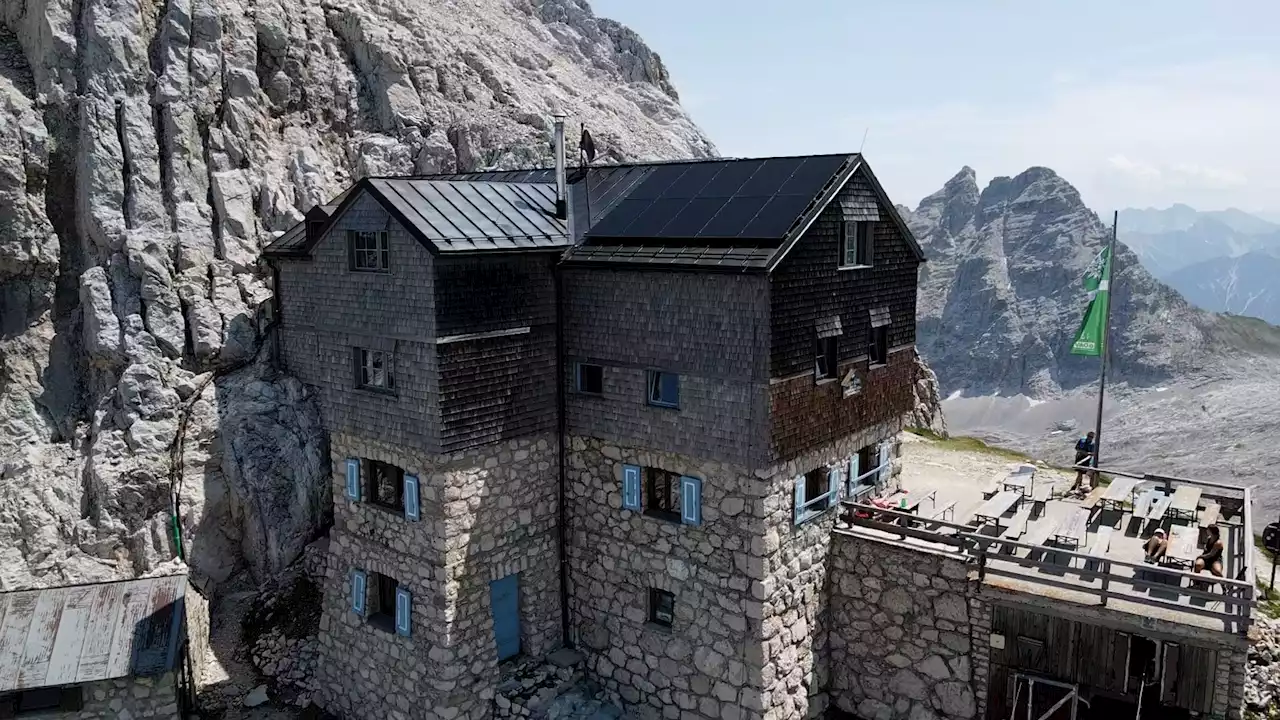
[793,474,806,525]
[395,586,412,637]
[351,569,367,616]
[878,443,891,486]
[345,459,361,501]
[828,467,842,503]
[622,465,642,511]
[403,474,420,521]
[680,476,702,525]
[848,454,860,495]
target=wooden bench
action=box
[1084,526,1114,572]
[981,474,1004,500]
[1199,502,1221,528]
[930,501,957,522]
[1020,523,1055,561]
[1078,485,1107,511]
[1029,483,1052,518]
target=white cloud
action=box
[846,54,1280,213]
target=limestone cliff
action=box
[0,0,714,590]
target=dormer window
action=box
[840,221,873,268]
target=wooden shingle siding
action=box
[434,255,557,336]
[836,173,882,221]
[562,268,771,465]
[767,169,921,460]
[438,328,557,451]
[276,191,441,451]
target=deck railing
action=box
[837,501,1255,635]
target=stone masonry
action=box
[566,420,902,720]
[827,532,979,720]
[313,430,561,720]
[72,672,181,719]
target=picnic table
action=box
[972,490,1023,533]
[1099,477,1138,512]
[1050,507,1090,550]
[1003,474,1032,497]
[1163,525,1200,570]
[1169,486,1203,523]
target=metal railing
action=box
[837,501,1255,635]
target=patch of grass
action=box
[906,428,1115,485]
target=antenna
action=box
[859,127,870,154]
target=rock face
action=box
[1165,251,1280,325]
[905,349,947,438]
[0,0,713,590]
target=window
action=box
[645,467,682,522]
[868,326,888,366]
[366,571,399,633]
[805,468,831,513]
[0,686,83,715]
[649,589,675,628]
[794,465,841,524]
[355,347,395,392]
[815,335,838,380]
[575,363,603,395]
[364,459,404,511]
[857,445,878,485]
[840,221,873,267]
[348,230,390,272]
[647,371,679,408]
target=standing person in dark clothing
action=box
[1069,431,1096,495]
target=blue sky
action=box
[589,0,1280,216]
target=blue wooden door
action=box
[490,574,520,661]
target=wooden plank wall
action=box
[987,603,1221,718]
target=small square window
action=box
[355,347,395,392]
[349,230,390,272]
[804,468,832,513]
[576,363,603,395]
[857,445,878,485]
[645,467,682,523]
[366,571,399,633]
[365,459,404,512]
[869,326,888,366]
[649,588,675,627]
[841,221,873,267]
[647,371,680,408]
[815,335,838,380]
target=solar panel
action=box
[778,155,849,196]
[624,197,690,236]
[658,197,730,237]
[662,162,727,199]
[625,166,684,200]
[589,197,653,236]
[740,194,814,238]
[736,156,806,197]
[697,196,770,237]
[699,162,759,197]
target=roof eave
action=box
[855,161,928,263]
[764,155,862,273]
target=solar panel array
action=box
[586,155,851,240]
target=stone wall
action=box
[184,581,212,688]
[73,672,180,718]
[313,430,561,720]
[566,421,901,720]
[827,530,979,720]
[1216,646,1248,720]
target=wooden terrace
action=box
[837,464,1256,635]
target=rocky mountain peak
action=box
[912,166,981,245]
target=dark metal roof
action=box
[0,575,188,691]
[369,179,569,252]
[564,243,777,271]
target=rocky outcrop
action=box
[906,350,947,438]
[0,0,713,591]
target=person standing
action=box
[1070,431,1096,494]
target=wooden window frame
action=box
[355,347,396,393]
[868,326,889,367]
[814,335,838,381]
[575,363,604,395]
[649,588,675,628]
[645,467,682,523]
[839,221,873,269]
[364,459,405,513]
[348,230,390,272]
[646,370,680,409]
[365,571,399,634]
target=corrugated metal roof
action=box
[371,179,570,252]
[0,575,187,691]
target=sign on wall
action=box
[841,367,863,398]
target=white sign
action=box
[989,633,1006,650]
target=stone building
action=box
[0,574,197,719]
[264,120,926,720]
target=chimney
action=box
[553,114,567,220]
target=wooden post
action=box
[1100,560,1110,607]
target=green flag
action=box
[1070,245,1112,356]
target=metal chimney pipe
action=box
[553,114,567,220]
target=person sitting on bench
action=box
[1143,528,1167,564]
[1194,524,1225,577]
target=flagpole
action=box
[1092,210,1119,474]
[581,123,592,226]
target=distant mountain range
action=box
[1116,205,1280,323]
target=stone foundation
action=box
[73,672,180,719]
[313,431,562,720]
